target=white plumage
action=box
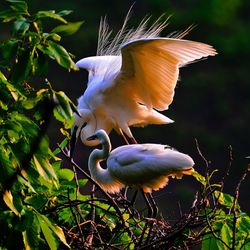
[74,14,217,146]
[87,129,195,193]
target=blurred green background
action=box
[1,0,249,216]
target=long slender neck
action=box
[88,140,112,185]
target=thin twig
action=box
[136,221,150,247]
[72,163,80,200]
[195,138,216,206]
[220,145,233,192]
[67,188,85,244]
[178,201,183,217]
[86,184,96,247]
[231,167,248,250]
[195,138,210,170]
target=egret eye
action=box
[164,145,176,151]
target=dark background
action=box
[1,1,249,217]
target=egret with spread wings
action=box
[72,14,217,148]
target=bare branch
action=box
[232,166,249,249]
[195,138,216,206]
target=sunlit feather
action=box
[73,13,217,146]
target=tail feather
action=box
[130,106,174,127]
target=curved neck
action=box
[88,139,112,185]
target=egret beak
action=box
[87,134,97,141]
[70,126,78,159]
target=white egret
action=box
[87,129,195,216]
[72,13,217,147]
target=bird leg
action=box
[129,136,138,144]
[147,192,158,218]
[69,126,78,159]
[130,189,138,206]
[141,190,154,218]
[118,128,130,145]
[117,128,130,199]
[123,186,128,200]
[117,129,137,200]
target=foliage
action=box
[0,1,249,250]
[192,169,250,250]
[0,0,83,249]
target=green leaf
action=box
[25,194,48,210]
[42,32,61,42]
[33,155,58,186]
[17,210,42,249]
[53,91,74,128]
[220,222,232,247]
[7,81,26,100]
[21,96,41,110]
[102,214,116,231]
[38,216,58,250]
[7,0,29,14]
[36,136,49,156]
[36,88,49,97]
[36,212,70,249]
[214,191,241,210]
[12,112,39,138]
[3,190,20,216]
[52,138,68,156]
[17,175,36,193]
[0,146,16,183]
[51,21,84,36]
[0,9,16,21]
[208,169,219,181]
[36,10,67,24]
[202,232,221,250]
[0,39,19,60]
[54,91,73,118]
[58,168,74,181]
[38,40,77,70]
[0,85,11,110]
[57,10,73,17]
[191,170,206,186]
[58,207,75,226]
[11,49,32,84]
[22,229,40,250]
[33,155,50,181]
[13,18,30,34]
[238,214,250,232]
[78,179,88,186]
[15,209,35,232]
[33,51,49,76]
[0,70,8,81]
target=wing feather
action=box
[113,38,217,110]
[107,144,194,189]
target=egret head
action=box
[70,109,99,157]
[87,129,110,146]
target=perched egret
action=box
[72,14,217,147]
[87,129,194,216]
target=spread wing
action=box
[76,56,121,84]
[112,38,217,111]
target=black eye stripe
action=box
[80,122,87,131]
